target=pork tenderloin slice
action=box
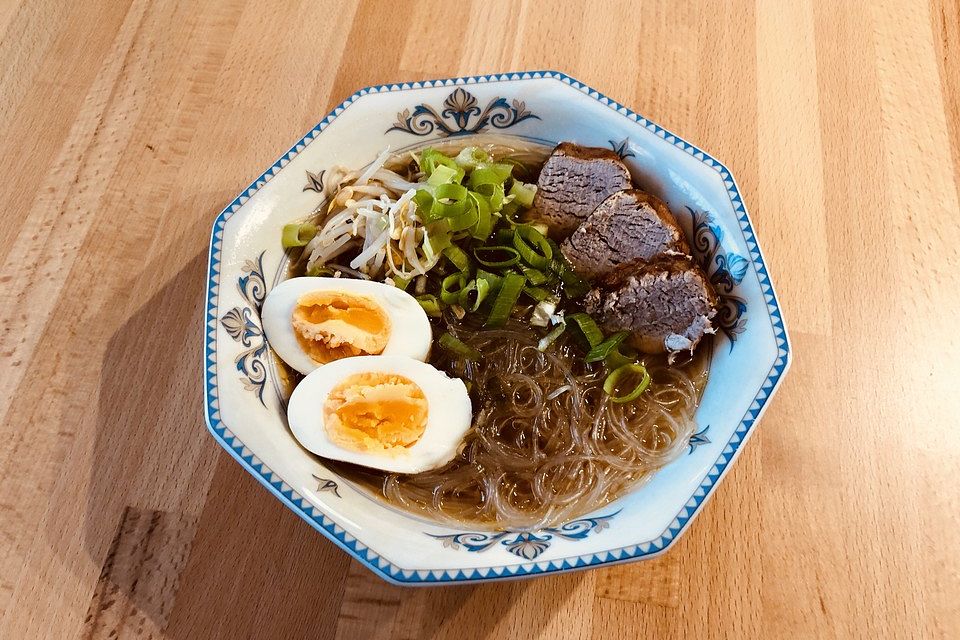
[532,142,632,238]
[584,257,718,355]
[560,189,690,280]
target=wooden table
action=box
[2,1,959,637]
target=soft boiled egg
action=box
[261,277,431,375]
[287,355,473,474]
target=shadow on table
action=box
[79,212,579,638]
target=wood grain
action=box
[1,0,958,637]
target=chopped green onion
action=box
[447,205,479,231]
[537,322,566,351]
[427,163,459,186]
[442,245,471,272]
[440,273,469,305]
[454,146,490,170]
[432,182,469,220]
[520,266,550,285]
[549,242,591,298]
[281,222,318,248]
[478,182,505,208]
[416,294,442,317]
[421,148,465,182]
[439,332,482,361]
[565,312,604,349]
[605,343,638,370]
[305,263,334,277]
[585,331,630,363]
[513,225,553,269]
[483,162,515,183]
[476,269,503,292]
[485,272,525,327]
[422,221,452,263]
[458,277,491,312]
[468,163,513,189]
[412,189,436,218]
[523,285,553,302]
[509,181,537,208]
[474,245,520,268]
[500,199,521,221]
[468,166,506,188]
[469,192,494,240]
[529,221,550,237]
[391,276,412,291]
[603,363,651,403]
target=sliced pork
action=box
[532,142,632,237]
[560,190,690,280]
[584,257,718,355]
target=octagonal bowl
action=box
[203,71,791,585]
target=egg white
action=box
[261,277,432,375]
[287,355,473,474]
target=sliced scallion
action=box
[427,163,459,186]
[442,245,471,272]
[521,266,550,285]
[513,225,553,269]
[440,273,469,305]
[305,263,334,277]
[549,243,590,298]
[523,285,553,302]
[416,294,442,317]
[605,343,638,370]
[458,277,491,312]
[585,331,630,363]
[603,363,651,403]
[537,322,566,351]
[469,192,494,240]
[468,163,514,188]
[476,269,503,293]
[474,245,520,268]
[509,181,537,208]
[565,312,604,349]
[412,189,437,219]
[485,272,525,327]
[454,146,490,170]
[439,332,482,361]
[421,148,465,183]
[474,182,505,212]
[432,182,469,220]
[281,222,318,248]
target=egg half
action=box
[287,356,473,474]
[261,277,431,375]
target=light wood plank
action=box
[0,0,958,637]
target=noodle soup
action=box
[269,135,718,530]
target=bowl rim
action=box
[203,70,792,585]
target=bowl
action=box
[204,71,791,584]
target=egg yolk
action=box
[292,291,391,364]
[323,373,428,453]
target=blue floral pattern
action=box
[428,511,619,560]
[388,87,540,137]
[303,169,325,193]
[608,138,635,159]
[219,252,269,404]
[312,474,341,498]
[690,208,748,345]
[688,425,711,453]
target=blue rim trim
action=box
[203,70,792,585]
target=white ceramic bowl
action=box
[204,71,791,584]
